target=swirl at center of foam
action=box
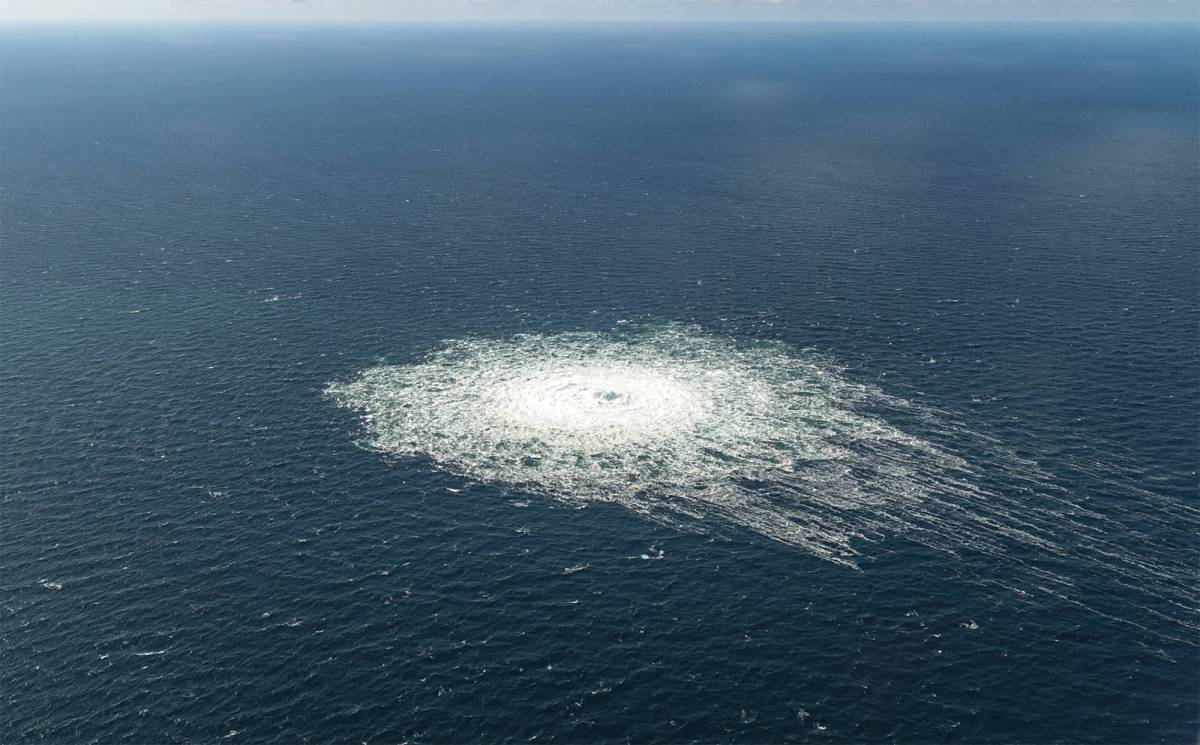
[489,363,711,434]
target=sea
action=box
[1,24,1197,744]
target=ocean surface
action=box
[1,25,1197,744]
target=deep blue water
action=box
[2,25,1197,744]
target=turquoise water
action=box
[2,25,1197,743]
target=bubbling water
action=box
[490,363,710,434]
[326,324,988,565]
[327,324,1198,641]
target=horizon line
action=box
[2,16,1197,27]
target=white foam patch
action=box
[327,324,934,565]
[328,324,1198,641]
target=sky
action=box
[0,0,1195,23]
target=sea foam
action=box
[328,323,1198,640]
[328,324,1030,565]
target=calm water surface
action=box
[2,25,1197,744]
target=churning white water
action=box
[328,325,1033,566]
[328,324,1198,640]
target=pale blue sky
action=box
[0,0,1195,23]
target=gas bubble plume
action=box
[327,324,1197,640]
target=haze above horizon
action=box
[1,0,1196,25]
